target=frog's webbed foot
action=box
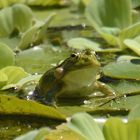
[43,100,58,108]
[32,89,58,107]
[97,81,116,97]
[90,81,116,98]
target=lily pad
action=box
[103,59,140,79]
[0,43,15,69]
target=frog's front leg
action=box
[91,81,116,97]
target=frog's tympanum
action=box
[33,49,116,106]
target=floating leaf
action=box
[16,46,70,73]
[124,35,140,56]
[27,0,68,6]
[0,7,14,37]
[103,118,127,140]
[18,25,39,50]
[14,127,50,140]
[0,95,65,120]
[132,0,140,8]
[108,80,140,95]
[0,43,15,69]
[0,0,25,8]
[103,118,140,140]
[0,71,8,88]
[120,22,140,41]
[85,0,140,50]
[18,14,55,50]
[1,66,29,84]
[14,130,39,140]
[15,124,85,140]
[103,59,140,79]
[67,112,105,140]
[86,0,132,29]
[128,105,140,121]
[12,4,33,32]
[67,37,101,51]
[1,74,41,90]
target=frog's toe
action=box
[43,101,57,108]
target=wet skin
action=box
[33,50,116,106]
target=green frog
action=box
[33,49,116,105]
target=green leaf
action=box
[0,43,15,69]
[98,30,119,46]
[67,37,101,51]
[27,0,67,6]
[86,0,132,29]
[103,118,140,140]
[16,46,70,73]
[14,130,39,140]
[12,4,33,32]
[103,118,127,140]
[132,0,140,8]
[0,36,20,50]
[108,80,140,95]
[103,60,140,79]
[124,36,140,56]
[33,128,50,140]
[1,66,29,84]
[15,127,50,140]
[120,22,140,41]
[0,71,8,88]
[67,112,105,140]
[0,7,14,37]
[0,95,66,120]
[0,0,25,8]
[127,120,140,140]
[85,0,134,48]
[128,105,140,121]
[1,75,42,90]
[18,25,39,50]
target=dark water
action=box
[0,115,63,140]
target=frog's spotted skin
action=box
[33,50,116,106]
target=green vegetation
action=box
[0,0,140,139]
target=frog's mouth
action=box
[63,66,99,86]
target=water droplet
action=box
[83,100,91,105]
[16,128,21,132]
[27,125,31,128]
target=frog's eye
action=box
[71,53,79,58]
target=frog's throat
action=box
[63,66,99,86]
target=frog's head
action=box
[61,49,100,71]
[58,49,101,85]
